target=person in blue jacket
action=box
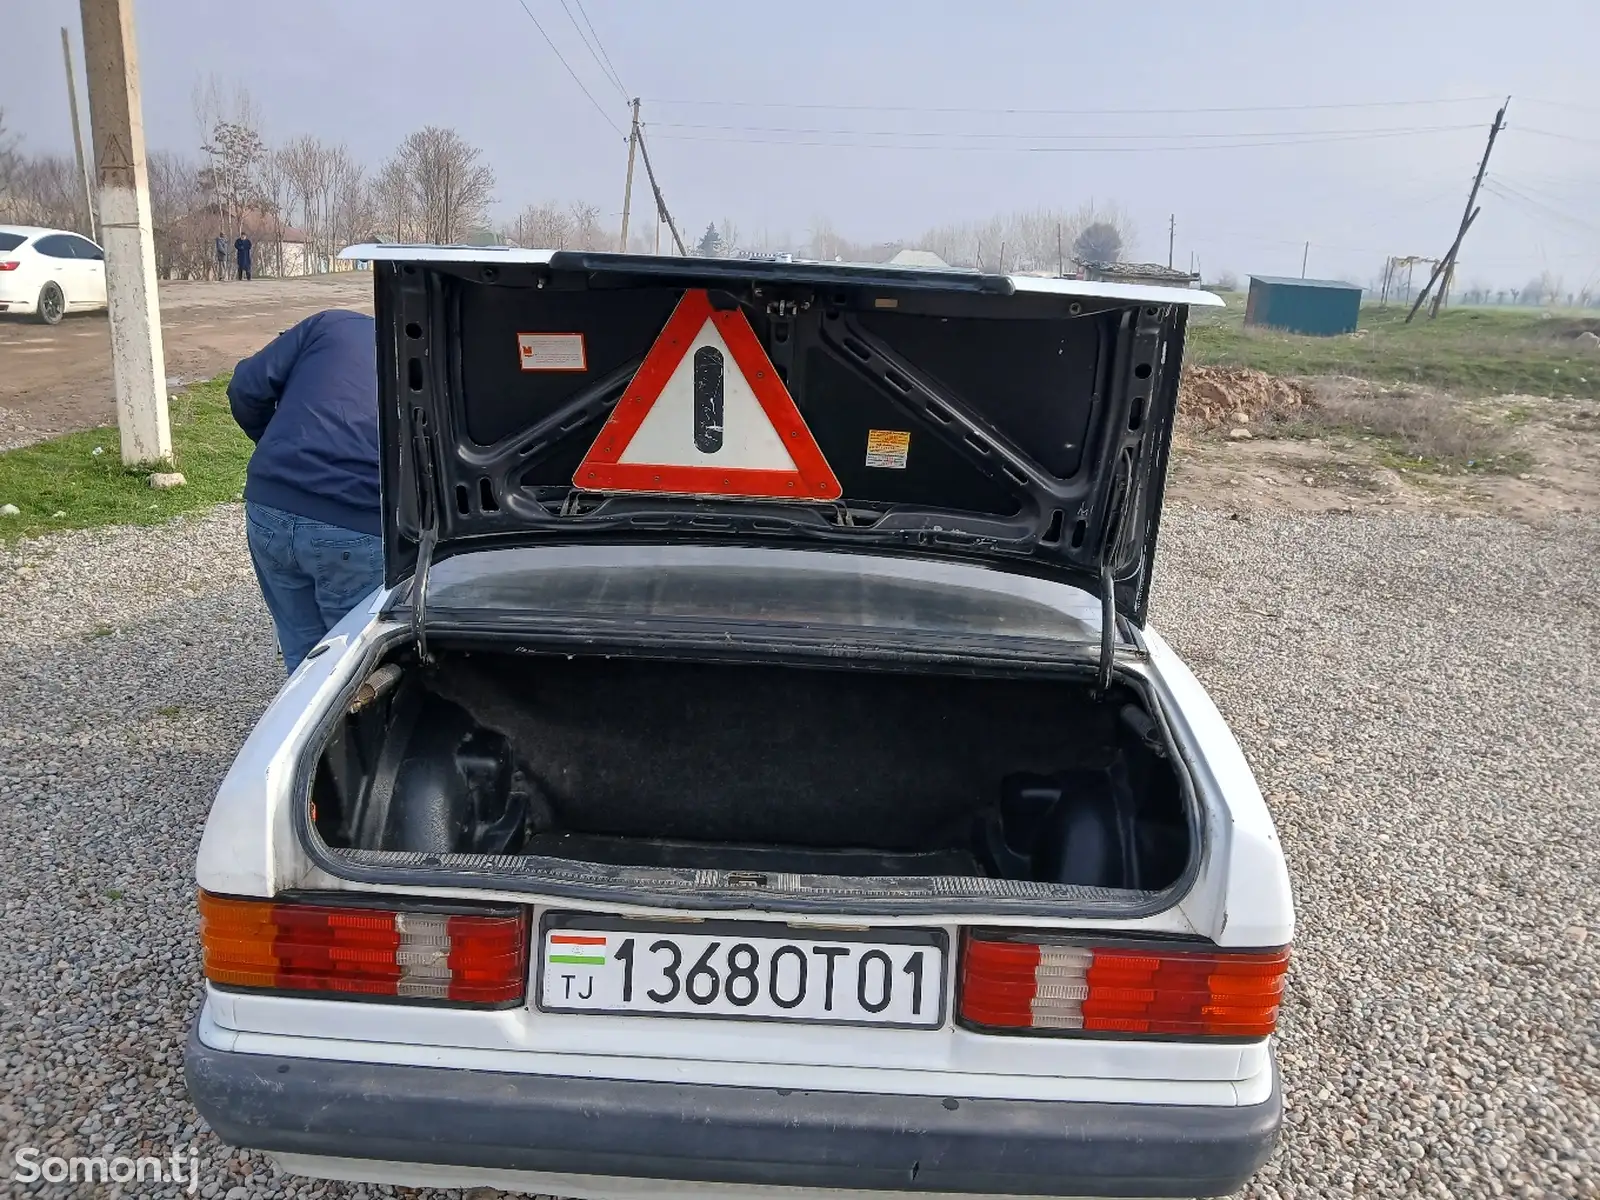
[228,309,382,674]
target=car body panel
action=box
[192,252,1291,1197]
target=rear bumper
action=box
[186,1019,1281,1198]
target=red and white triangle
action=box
[573,289,842,501]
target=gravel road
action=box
[0,504,1595,1199]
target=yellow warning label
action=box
[865,429,910,470]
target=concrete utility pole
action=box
[618,97,641,252]
[1301,241,1309,278]
[61,28,97,242]
[79,0,171,466]
[1167,214,1175,269]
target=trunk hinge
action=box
[410,410,440,664]
[1094,560,1116,699]
[1093,451,1133,700]
[411,526,437,664]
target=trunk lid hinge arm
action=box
[410,410,440,664]
[412,526,437,664]
[1095,561,1115,699]
[1092,450,1133,700]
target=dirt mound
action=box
[1179,366,1314,428]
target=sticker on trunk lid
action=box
[865,429,910,469]
[518,332,587,372]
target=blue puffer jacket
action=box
[228,309,381,536]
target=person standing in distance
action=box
[228,309,382,674]
[234,230,253,280]
[214,233,228,279]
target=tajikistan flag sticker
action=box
[547,933,607,966]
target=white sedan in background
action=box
[0,224,108,324]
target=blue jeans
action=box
[245,502,384,674]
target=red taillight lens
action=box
[0,261,21,271]
[198,891,529,1006]
[960,933,1289,1038]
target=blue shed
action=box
[1244,276,1362,337]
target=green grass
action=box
[1189,298,1600,399]
[0,375,251,541]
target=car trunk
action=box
[308,644,1193,905]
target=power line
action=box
[651,120,1480,142]
[556,0,627,100]
[648,125,1484,154]
[512,0,626,138]
[1483,180,1600,239]
[1516,126,1600,146]
[644,95,1503,117]
[1521,97,1600,115]
[572,0,629,98]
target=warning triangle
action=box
[574,289,842,501]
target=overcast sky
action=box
[4,0,1596,290]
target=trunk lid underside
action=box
[363,248,1213,625]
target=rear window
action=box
[0,233,26,252]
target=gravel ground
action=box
[0,503,1596,1199]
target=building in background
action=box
[1077,261,1199,288]
[1244,275,1363,336]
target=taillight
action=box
[0,261,20,271]
[198,891,529,1006]
[960,932,1289,1038]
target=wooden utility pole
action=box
[1301,241,1309,278]
[1167,214,1175,269]
[61,28,97,242]
[618,97,640,252]
[1409,99,1509,322]
[79,0,171,467]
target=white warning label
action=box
[518,332,587,372]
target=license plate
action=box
[538,916,947,1029]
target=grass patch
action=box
[156,704,182,718]
[1259,383,1535,476]
[87,623,114,639]
[0,374,249,541]
[1190,299,1600,399]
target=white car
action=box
[186,245,1295,1199]
[0,224,108,324]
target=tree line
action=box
[2,75,1144,280]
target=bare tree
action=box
[0,109,21,213]
[510,201,574,249]
[280,137,367,272]
[389,127,494,244]
[369,154,414,243]
[568,201,604,249]
[256,148,292,276]
[146,150,206,277]
[0,151,81,232]
[329,158,372,265]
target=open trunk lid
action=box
[344,245,1220,625]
